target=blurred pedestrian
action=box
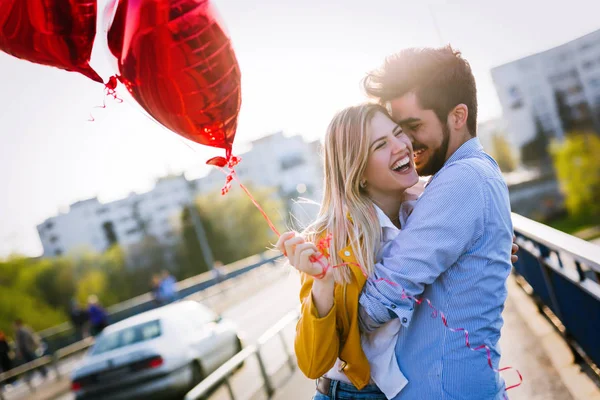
[87,295,108,336]
[212,260,225,283]
[151,274,164,306]
[158,270,178,304]
[69,298,89,341]
[13,319,47,378]
[0,330,15,383]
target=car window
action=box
[91,320,161,355]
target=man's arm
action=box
[359,162,487,331]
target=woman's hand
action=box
[275,232,334,281]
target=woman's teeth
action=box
[392,156,410,171]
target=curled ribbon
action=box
[307,234,523,394]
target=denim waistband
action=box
[323,378,386,399]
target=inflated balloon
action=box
[0,0,102,83]
[107,0,242,155]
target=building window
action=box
[49,235,59,244]
[102,221,119,245]
[97,207,109,215]
[508,86,523,110]
[582,60,595,70]
[54,248,63,256]
[280,155,305,170]
[45,221,54,230]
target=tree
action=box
[179,186,284,277]
[489,133,517,172]
[521,115,550,167]
[550,132,600,220]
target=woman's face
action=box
[362,112,419,196]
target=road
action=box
[49,268,301,400]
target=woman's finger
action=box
[284,236,305,266]
[293,243,318,267]
[275,232,295,254]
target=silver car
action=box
[71,301,243,400]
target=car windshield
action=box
[92,319,162,355]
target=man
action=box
[159,269,178,304]
[358,46,513,400]
[13,319,47,378]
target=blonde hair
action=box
[303,103,387,284]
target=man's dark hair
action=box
[363,45,478,136]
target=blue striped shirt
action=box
[359,138,513,400]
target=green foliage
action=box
[550,132,600,221]
[180,186,284,275]
[521,116,550,167]
[489,133,517,172]
[0,186,285,339]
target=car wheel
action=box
[235,336,244,371]
[191,361,205,387]
[187,362,210,400]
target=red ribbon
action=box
[88,76,123,122]
[207,163,523,394]
[211,155,280,237]
[307,234,523,393]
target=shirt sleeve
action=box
[359,162,487,331]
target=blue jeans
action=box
[312,379,386,400]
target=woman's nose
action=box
[391,136,408,153]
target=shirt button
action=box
[391,304,396,309]
[402,317,408,323]
[344,251,351,256]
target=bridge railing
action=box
[0,252,282,398]
[512,213,600,372]
[184,309,299,400]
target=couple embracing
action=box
[276,46,518,400]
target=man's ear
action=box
[449,104,468,130]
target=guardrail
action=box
[0,337,94,400]
[512,212,600,374]
[0,253,283,399]
[184,309,299,400]
[37,252,281,354]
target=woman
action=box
[276,103,420,399]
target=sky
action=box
[1,0,600,258]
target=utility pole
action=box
[186,182,215,273]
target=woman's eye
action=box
[409,125,419,131]
[394,130,403,137]
[375,142,386,150]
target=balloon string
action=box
[87,76,123,122]
[308,234,522,393]
[213,156,280,237]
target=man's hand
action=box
[511,234,519,264]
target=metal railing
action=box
[37,252,281,353]
[184,309,299,400]
[0,337,94,400]
[0,253,283,398]
[512,212,600,373]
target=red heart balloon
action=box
[107,0,241,153]
[0,0,102,83]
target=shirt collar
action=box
[373,204,400,234]
[426,137,483,186]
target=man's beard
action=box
[416,123,450,176]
